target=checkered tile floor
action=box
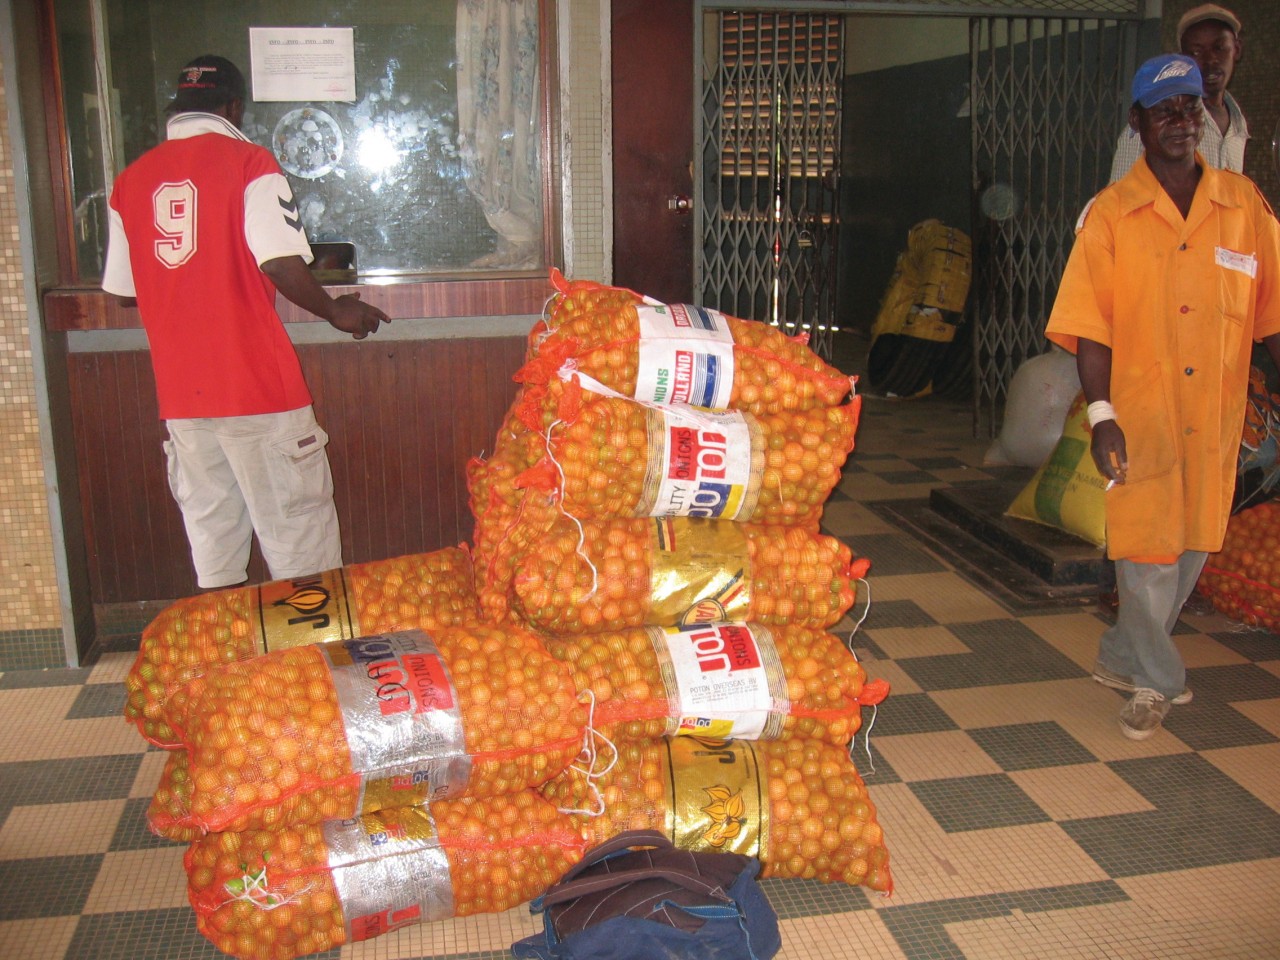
[2,387,1278,960]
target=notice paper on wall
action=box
[249,26,356,102]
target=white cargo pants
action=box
[163,405,343,588]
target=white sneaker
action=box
[1092,662,1192,705]
[1119,688,1170,741]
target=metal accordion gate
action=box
[693,0,1146,399]
[695,8,844,359]
[969,5,1144,434]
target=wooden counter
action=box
[44,275,553,330]
[50,277,550,604]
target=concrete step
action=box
[929,482,1105,588]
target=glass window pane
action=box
[70,0,546,281]
[55,0,111,279]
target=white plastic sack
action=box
[984,348,1081,467]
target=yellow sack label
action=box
[256,568,361,652]
[649,518,752,623]
[665,736,768,857]
[1006,393,1107,547]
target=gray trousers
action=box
[1097,552,1208,699]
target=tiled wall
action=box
[565,0,608,283]
[0,49,65,668]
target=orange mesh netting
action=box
[506,515,867,635]
[544,623,888,746]
[166,625,584,834]
[541,736,891,893]
[467,408,561,623]
[125,547,480,748]
[513,379,860,528]
[1197,501,1280,630]
[522,269,852,415]
[186,792,582,960]
[148,749,202,842]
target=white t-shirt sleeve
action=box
[244,172,315,266]
[101,204,136,297]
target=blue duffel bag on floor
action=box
[511,830,781,960]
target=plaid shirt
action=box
[1107,92,1248,183]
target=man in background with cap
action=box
[1047,54,1280,739]
[103,55,390,590]
[1109,4,1247,182]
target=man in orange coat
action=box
[1046,54,1280,739]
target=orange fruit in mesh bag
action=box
[147,749,203,843]
[545,623,888,745]
[170,625,585,834]
[541,736,891,892]
[514,386,859,528]
[520,270,852,415]
[125,547,480,749]
[508,515,864,635]
[467,404,563,624]
[1198,501,1280,630]
[186,792,583,960]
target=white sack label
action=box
[324,806,454,942]
[321,630,472,807]
[1215,246,1257,278]
[652,623,787,739]
[645,409,758,520]
[635,304,735,409]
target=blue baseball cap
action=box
[1131,54,1204,109]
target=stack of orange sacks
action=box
[124,549,587,960]
[1197,499,1280,630]
[470,270,894,895]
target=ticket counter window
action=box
[52,0,547,281]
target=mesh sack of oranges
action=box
[468,401,546,531]
[518,270,852,416]
[467,406,563,624]
[187,791,583,960]
[512,374,859,528]
[1197,500,1280,631]
[542,736,891,893]
[125,547,480,749]
[167,627,585,834]
[148,749,203,842]
[544,622,888,745]
[1234,364,1280,512]
[505,515,866,635]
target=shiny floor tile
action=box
[2,393,1278,960]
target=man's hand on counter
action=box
[328,293,390,340]
[261,254,390,340]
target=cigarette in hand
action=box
[1105,479,1116,492]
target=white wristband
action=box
[1086,401,1116,427]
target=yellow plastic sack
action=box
[1005,392,1107,547]
[869,220,972,343]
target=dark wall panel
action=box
[611,0,695,303]
[839,53,972,336]
[69,336,526,604]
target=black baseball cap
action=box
[170,55,246,113]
